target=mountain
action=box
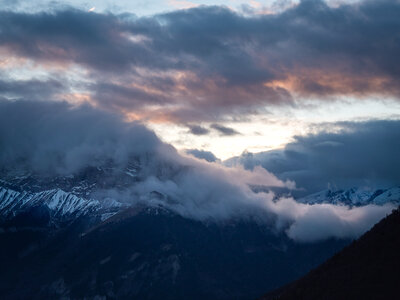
[0,164,397,299]
[260,208,400,300]
[297,187,400,206]
[0,198,348,300]
[0,164,136,225]
[0,166,351,300]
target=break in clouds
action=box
[0,100,395,242]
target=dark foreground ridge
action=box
[261,208,400,300]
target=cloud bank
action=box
[226,120,400,196]
[1,0,400,122]
[0,100,162,174]
[265,197,393,242]
[0,100,394,242]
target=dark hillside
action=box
[261,208,400,300]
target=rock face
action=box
[261,208,400,300]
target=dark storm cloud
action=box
[210,123,240,136]
[226,120,400,196]
[1,0,400,121]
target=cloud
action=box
[185,149,219,162]
[0,2,398,242]
[0,78,65,100]
[263,196,394,242]
[1,1,400,122]
[187,124,210,135]
[0,100,394,242]
[0,100,163,174]
[210,123,240,136]
[226,120,400,195]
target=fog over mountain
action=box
[0,1,399,299]
[0,100,395,242]
[226,120,400,196]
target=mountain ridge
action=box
[297,187,400,206]
[260,207,400,300]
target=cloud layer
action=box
[0,100,394,242]
[1,0,400,122]
[226,120,400,195]
[0,1,398,243]
[0,100,162,174]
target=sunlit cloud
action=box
[1,0,400,158]
[168,0,199,10]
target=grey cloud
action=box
[187,125,210,135]
[210,123,240,136]
[266,197,394,242]
[226,120,400,196]
[92,82,169,110]
[0,100,162,174]
[0,78,65,100]
[1,1,400,122]
[185,149,219,162]
[0,100,393,242]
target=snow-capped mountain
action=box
[0,186,126,224]
[297,187,400,206]
[0,164,139,224]
[0,161,398,299]
[0,161,141,196]
[0,187,100,219]
[0,198,348,300]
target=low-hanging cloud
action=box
[0,100,163,174]
[0,100,395,242]
[226,120,400,196]
[263,197,394,242]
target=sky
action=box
[0,0,399,158]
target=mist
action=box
[0,100,394,242]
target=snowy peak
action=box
[373,187,400,205]
[298,187,400,206]
[0,187,101,219]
